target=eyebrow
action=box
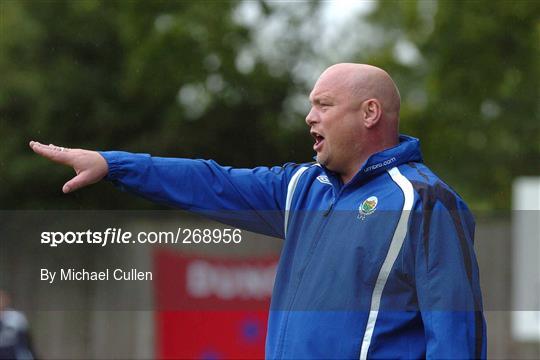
[309,93,333,105]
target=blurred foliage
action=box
[363,0,540,211]
[0,0,539,211]
[0,0,314,209]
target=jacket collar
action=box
[317,134,423,189]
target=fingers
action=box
[29,140,106,194]
[29,141,72,165]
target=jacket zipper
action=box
[278,191,339,357]
[324,197,335,216]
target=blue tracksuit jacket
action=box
[101,135,486,359]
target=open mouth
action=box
[311,131,325,151]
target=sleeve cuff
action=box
[98,151,129,181]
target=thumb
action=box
[62,174,88,194]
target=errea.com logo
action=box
[364,157,396,173]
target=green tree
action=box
[2,0,538,211]
[363,0,540,210]
[0,0,313,209]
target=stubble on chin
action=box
[315,153,322,165]
[316,153,328,167]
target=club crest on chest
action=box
[358,196,378,220]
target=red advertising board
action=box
[153,249,278,359]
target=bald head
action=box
[306,63,401,183]
[318,63,401,122]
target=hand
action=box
[29,141,109,193]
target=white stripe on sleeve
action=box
[284,166,308,236]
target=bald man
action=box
[30,63,486,359]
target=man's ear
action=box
[362,99,382,128]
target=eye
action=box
[319,103,331,111]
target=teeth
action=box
[311,131,324,142]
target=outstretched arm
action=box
[29,141,301,237]
[29,141,108,193]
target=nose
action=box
[305,107,317,126]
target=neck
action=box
[340,159,367,185]
[339,135,399,184]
